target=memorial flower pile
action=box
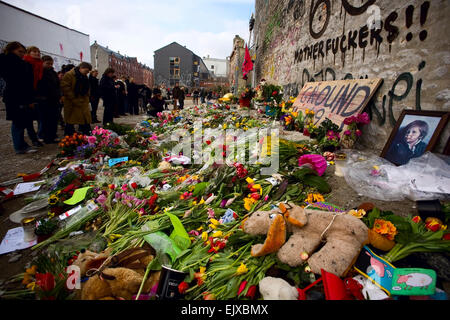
[1,99,448,302]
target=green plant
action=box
[35,219,58,236]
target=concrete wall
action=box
[0,1,90,71]
[254,0,450,151]
[203,57,229,77]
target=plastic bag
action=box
[341,151,450,201]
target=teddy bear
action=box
[258,277,298,300]
[243,203,368,277]
[72,246,161,300]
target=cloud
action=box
[2,0,253,67]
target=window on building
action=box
[211,65,214,69]
[170,57,180,79]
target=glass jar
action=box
[334,152,347,177]
[21,217,37,242]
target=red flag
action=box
[242,44,253,80]
[80,51,83,61]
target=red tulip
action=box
[412,216,421,223]
[250,193,261,200]
[131,182,138,189]
[35,272,55,292]
[237,280,248,295]
[178,281,189,294]
[246,285,257,299]
[443,233,450,241]
[206,140,211,145]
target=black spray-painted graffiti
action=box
[283,60,426,127]
[293,1,430,65]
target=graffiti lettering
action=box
[342,0,376,16]
[309,0,331,39]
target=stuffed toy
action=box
[243,203,368,277]
[72,246,160,300]
[258,277,298,300]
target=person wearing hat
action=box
[147,88,165,117]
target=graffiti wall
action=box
[254,0,450,151]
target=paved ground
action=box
[0,98,448,295]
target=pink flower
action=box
[357,112,370,125]
[355,129,362,137]
[344,116,356,125]
[96,194,107,205]
[207,208,215,218]
[188,230,200,236]
[87,136,97,145]
[344,130,352,136]
[121,184,128,192]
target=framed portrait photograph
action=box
[381,110,450,166]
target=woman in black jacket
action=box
[99,68,117,125]
[36,55,61,144]
[127,78,139,115]
[0,42,37,154]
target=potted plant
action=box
[238,86,255,108]
[35,218,58,243]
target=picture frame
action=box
[380,110,449,166]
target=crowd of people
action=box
[0,40,219,155]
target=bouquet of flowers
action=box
[340,112,370,149]
[58,133,87,157]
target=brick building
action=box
[91,41,153,88]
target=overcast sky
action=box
[3,0,253,68]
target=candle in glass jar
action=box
[21,217,37,242]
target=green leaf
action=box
[303,174,331,194]
[166,212,191,250]
[192,182,209,197]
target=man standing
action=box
[127,77,139,115]
[36,55,61,144]
[89,69,100,123]
[178,86,186,110]
[200,87,206,104]
[99,68,117,125]
[172,82,182,110]
[160,83,168,110]
[60,62,92,135]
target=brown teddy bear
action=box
[243,203,368,277]
[72,246,161,300]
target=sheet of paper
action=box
[13,181,45,195]
[0,227,37,255]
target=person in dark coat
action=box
[147,88,164,117]
[89,69,100,123]
[0,41,38,154]
[200,88,206,104]
[127,77,139,115]
[35,55,61,144]
[172,82,183,109]
[116,77,126,116]
[99,68,117,125]
[178,86,186,110]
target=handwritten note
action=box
[13,181,45,195]
[0,227,37,255]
